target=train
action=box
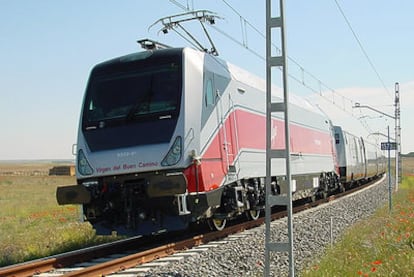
[334,126,386,186]
[56,40,385,236]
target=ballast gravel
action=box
[128,178,388,277]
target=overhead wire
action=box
[168,0,189,11]
[218,0,364,121]
[333,0,392,99]
[219,0,363,117]
[167,0,383,132]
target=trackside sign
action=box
[381,142,397,150]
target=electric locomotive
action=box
[57,42,342,235]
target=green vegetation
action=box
[302,176,414,276]
[0,174,119,267]
[2,158,414,271]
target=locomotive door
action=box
[216,87,239,182]
[228,93,240,175]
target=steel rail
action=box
[0,236,145,277]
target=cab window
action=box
[205,78,214,106]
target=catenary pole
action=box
[265,0,294,276]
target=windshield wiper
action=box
[125,101,149,121]
[125,87,153,121]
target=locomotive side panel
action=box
[197,55,338,199]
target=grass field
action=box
[0,163,118,267]
[1,158,413,270]
[302,157,414,276]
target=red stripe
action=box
[188,109,335,193]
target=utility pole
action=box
[395,82,401,190]
[387,126,392,211]
[353,88,401,191]
[265,0,294,276]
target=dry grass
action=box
[0,163,119,267]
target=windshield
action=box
[80,50,183,152]
[84,62,181,126]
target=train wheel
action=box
[209,218,227,231]
[246,209,260,220]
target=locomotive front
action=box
[57,48,201,235]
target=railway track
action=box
[0,178,379,277]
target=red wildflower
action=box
[357,270,363,275]
[371,267,377,272]
[372,260,382,265]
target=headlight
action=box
[161,136,182,166]
[78,149,93,175]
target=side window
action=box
[205,78,214,106]
[335,133,340,144]
[354,138,359,161]
[201,72,217,126]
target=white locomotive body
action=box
[56,46,381,235]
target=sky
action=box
[1,0,413,160]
